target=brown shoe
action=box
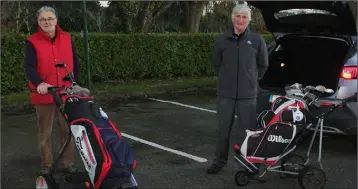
[58,163,79,174]
[39,165,51,175]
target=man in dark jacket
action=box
[207,3,269,174]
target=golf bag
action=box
[235,96,310,165]
[62,94,137,189]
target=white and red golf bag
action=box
[234,96,310,166]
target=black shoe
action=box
[206,163,223,174]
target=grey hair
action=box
[36,6,57,19]
[231,3,252,22]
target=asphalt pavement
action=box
[1,92,357,189]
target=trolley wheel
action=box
[280,153,305,178]
[298,165,326,189]
[36,174,58,189]
[234,171,250,186]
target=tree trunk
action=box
[1,2,11,33]
[135,1,150,32]
[142,1,174,33]
[15,2,23,33]
[181,1,207,33]
[347,1,357,26]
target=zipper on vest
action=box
[236,40,240,98]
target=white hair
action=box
[36,6,57,19]
[231,3,252,23]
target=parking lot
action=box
[2,92,357,189]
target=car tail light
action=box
[340,66,357,79]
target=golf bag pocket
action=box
[70,117,136,189]
[69,119,104,187]
[97,120,136,189]
[280,109,306,124]
[240,122,296,161]
[96,120,135,177]
[257,110,275,128]
[100,138,136,189]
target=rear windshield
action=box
[274,9,337,19]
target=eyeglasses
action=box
[38,17,56,23]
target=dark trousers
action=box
[213,96,257,166]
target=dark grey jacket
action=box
[212,28,269,99]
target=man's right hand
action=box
[37,82,52,95]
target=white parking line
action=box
[121,133,208,163]
[148,98,217,113]
[148,98,238,118]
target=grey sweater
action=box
[212,28,269,99]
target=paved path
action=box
[2,93,357,189]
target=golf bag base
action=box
[63,95,137,189]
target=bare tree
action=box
[87,7,108,32]
[8,1,24,32]
[135,1,174,33]
[3,1,38,33]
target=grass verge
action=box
[1,77,217,111]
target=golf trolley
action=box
[34,63,138,189]
[233,83,357,189]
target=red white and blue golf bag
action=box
[235,95,310,165]
[62,94,138,189]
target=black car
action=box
[250,1,357,148]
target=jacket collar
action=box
[37,24,63,41]
[224,27,250,41]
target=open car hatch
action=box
[248,1,357,36]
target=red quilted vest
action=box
[27,25,74,105]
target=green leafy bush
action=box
[1,32,274,95]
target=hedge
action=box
[1,32,274,95]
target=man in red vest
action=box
[24,6,80,175]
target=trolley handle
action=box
[30,87,64,107]
[48,87,64,107]
[320,93,357,108]
[318,93,357,119]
